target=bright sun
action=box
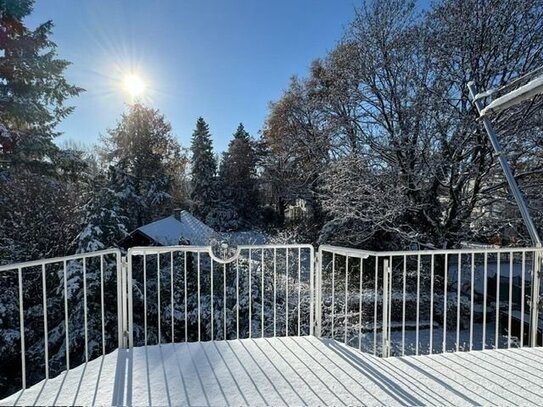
[123,74,145,99]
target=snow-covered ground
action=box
[2,336,543,406]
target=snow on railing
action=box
[0,249,122,397]
[317,245,543,357]
[125,244,314,349]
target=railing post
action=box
[117,256,129,349]
[382,259,391,357]
[309,246,315,337]
[315,248,322,337]
[529,249,541,346]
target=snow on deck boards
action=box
[2,337,543,406]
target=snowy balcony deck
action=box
[1,244,542,405]
[3,336,543,406]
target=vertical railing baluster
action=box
[18,267,26,389]
[249,248,252,338]
[128,253,134,349]
[359,258,363,351]
[197,252,201,342]
[415,254,420,356]
[382,258,389,357]
[496,253,500,349]
[82,258,88,363]
[158,254,162,344]
[122,253,128,349]
[456,253,461,352]
[344,256,349,345]
[316,249,323,338]
[298,248,301,337]
[332,252,335,340]
[171,251,174,343]
[285,248,289,337]
[470,254,474,351]
[443,254,448,353]
[211,259,214,341]
[262,249,265,337]
[63,260,69,370]
[144,254,148,346]
[530,250,542,347]
[430,254,434,354]
[273,249,277,337]
[236,257,240,340]
[482,252,488,349]
[309,248,314,336]
[388,255,392,355]
[184,252,188,342]
[373,257,378,356]
[101,255,106,355]
[223,263,227,340]
[42,264,50,378]
[521,252,526,346]
[402,255,406,356]
[508,252,513,348]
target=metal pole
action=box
[467,81,541,346]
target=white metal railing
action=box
[316,245,543,357]
[1,242,541,398]
[125,244,314,349]
[0,244,314,399]
[0,249,121,396]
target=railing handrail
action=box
[320,244,543,258]
[128,243,314,264]
[0,248,121,272]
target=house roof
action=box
[136,211,214,246]
[121,210,269,248]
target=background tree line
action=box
[3,0,543,264]
[0,2,263,267]
[263,0,543,249]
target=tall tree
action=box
[214,123,259,231]
[189,117,217,221]
[264,0,543,248]
[0,0,85,263]
[100,104,186,228]
[0,0,82,171]
[75,170,129,253]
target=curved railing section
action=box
[125,244,315,349]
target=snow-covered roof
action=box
[136,211,214,246]
[123,211,269,247]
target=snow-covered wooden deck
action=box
[2,336,543,406]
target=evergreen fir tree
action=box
[215,123,259,230]
[100,104,186,226]
[189,117,217,220]
[75,171,129,253]
[0,0,82,171]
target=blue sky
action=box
[27,1,358,153]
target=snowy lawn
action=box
[2,336,543,406]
